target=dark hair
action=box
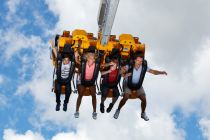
[87,46,96,53]
[109,48,120,60]
[62,53,70,58]
[62,43,73,58]
[133,51,144,60]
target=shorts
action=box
[101,85,120,98]
[124,86,146,96]
[77,84,96,96]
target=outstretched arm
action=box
[148,69,167,75]
[74,50,81,65]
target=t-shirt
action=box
[61,62,71,79]
[108,69,118,83]
[131,66,150,84]
[85,63,95,80]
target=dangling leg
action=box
[100,85,108,113]
[138,87,149,121]
[63,83,71,111]
[74,85,84,118]
[113,93,129,119]
[55,82,61,111]
[107,87,119,113]
[139,94,147,113]
[117,93,129,110]
[90,86,97,119]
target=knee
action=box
[124,94,129,100]
[78,94,83,99]
[140,97,146,103]
[91,94,96,99]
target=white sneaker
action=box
[92,112,97,120]
[74,112,79,118]
[113,109,120,119]
[141,112,149,121]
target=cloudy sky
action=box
[0,0,210,139]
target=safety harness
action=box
[127,60,147,90]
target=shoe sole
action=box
[141,116,149,121]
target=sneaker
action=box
[55,103,60,111]
[100,103,105,113]
[74,112,79,118]
[141,112,149,121]
[106,103,114,113]
[92,112,97,120]
[113,109,120,119]
[63,103,68,112]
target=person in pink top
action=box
[85,53,96,80]
[74,46,99,120]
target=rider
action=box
[113,51,167,121]
[74,46,100,120]
[100,48,123,113]
[50,40,75,112]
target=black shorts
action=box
[101,85,120,98]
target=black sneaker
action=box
[100,103,105,113]
[63,103,68,112]
[106,103,114,113]
[56,103,60,111]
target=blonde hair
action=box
[84,52,96,61]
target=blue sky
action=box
[1,0,210,140]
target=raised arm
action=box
[148,69,167,75]
[49,39,57,58]
[74,50,81,65]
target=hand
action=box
[49,39,54,47]
[110,63,117,71]
[125,73,132,77]
[109,62,115,66]
[121,66,127,72]
[162,71,167,75]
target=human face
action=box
[134,57,143,68]
[87,55,95,66]
[63,57,70,64]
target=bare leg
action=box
[76,85,84,112]
[92,94,97,112]
[138,94,147,113]
[90,86,97,112]
[117,93,129,110]
[76,94,83,112]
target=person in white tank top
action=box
[50,40,73,112]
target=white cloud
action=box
[0,29,43,61]
[199,118,210,140]
[0,30,41,60]
[45,0,100,34]
[6,0,22,21]
[7,0,21,14]
[52,131,89,140]
[3,129,44,140]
